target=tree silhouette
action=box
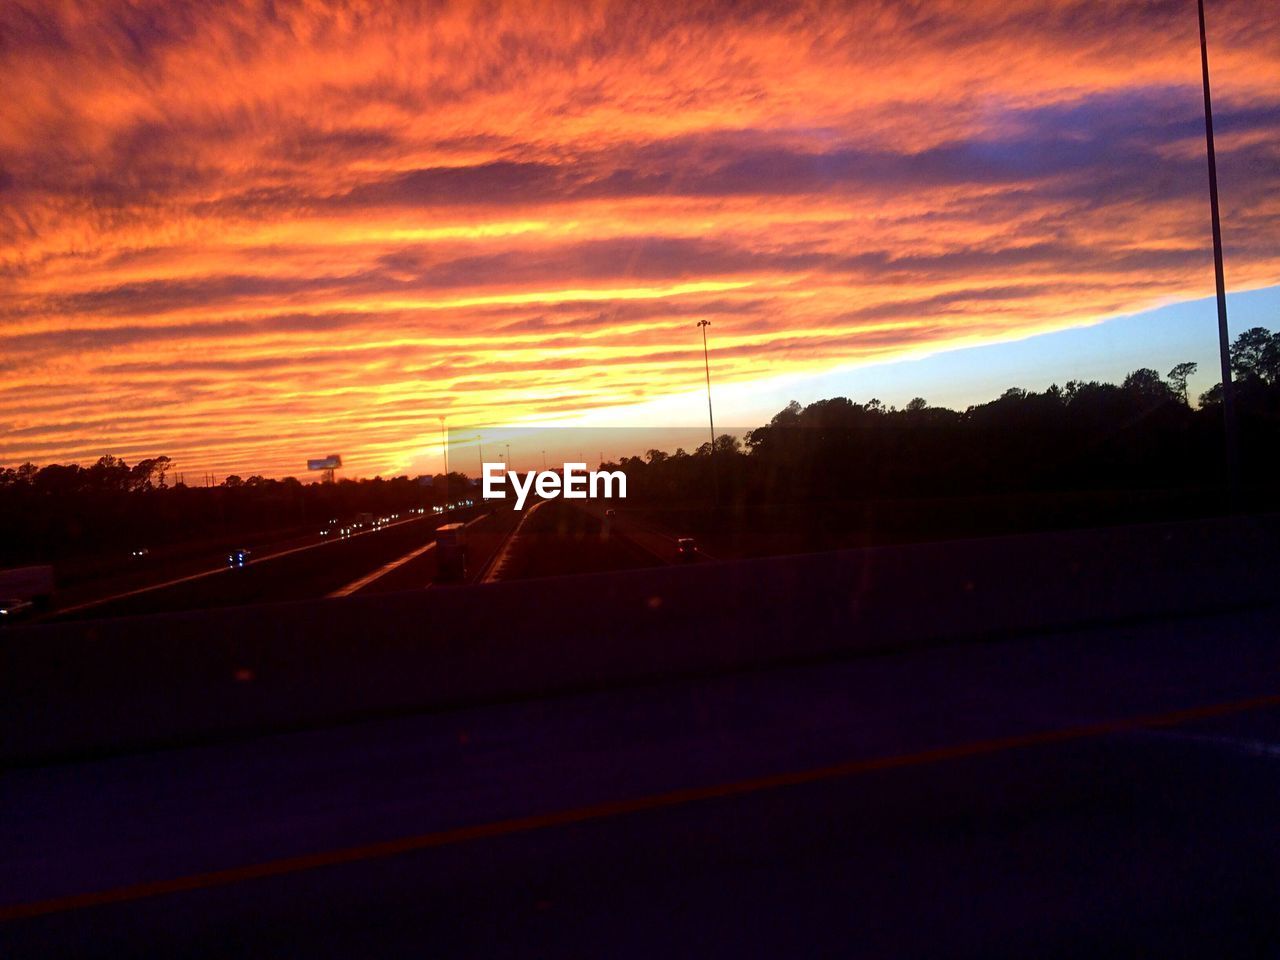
[1167,362,1197,405]
[1121,368,1176,407]
[713,434,741,454]
[1198,382,1223,408]
[1230,327,1280,384]
[6,344,1280,569]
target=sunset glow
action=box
[4,0,1279,477]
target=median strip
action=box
[480,500,547,583]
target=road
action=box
[38,497,661,620]
[37,493,1144,622]
[48,506,519,619]
[487,498,662,581]
[579,500,719,564]
[3,604,1280,956]
[336,508,522,595]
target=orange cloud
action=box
[2,0,1278,476]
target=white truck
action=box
[0,564,55,620]
[434,523,468,583]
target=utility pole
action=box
[697,319,716,451]
[439,416,448,502]
[1198,0,1240,503]
[697,319,720,502]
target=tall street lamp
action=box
[1197,0,1239,502]
[697,319,716,452]
[439,416,448,503]
[697,319,720,502]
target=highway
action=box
[580,500,720,564]
[45,513,427,613]
[47,506,520,620]
[3,603,1280,956]
[35,499,670,621]
[27,498,816,625]
[487,499,661,581]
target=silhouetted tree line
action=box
[608,327,1280,507]
[0,462,473,566]
[5,327,1278,565]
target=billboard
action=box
[307,455,342,471]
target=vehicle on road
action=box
[605,508,617,517]
[676,537,698,562]
[435,522,468,583]
[227,548,252,569]
[0,564,55,610]
[131,547,150,558]
[0,596,34,622]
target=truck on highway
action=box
[435,523,468,583]
[0,565,55,620]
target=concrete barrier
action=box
[2,513,1277,764]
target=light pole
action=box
[697,319,716,452]
[1198,0,1239,502]
[697,319,721,503]
[438,416,450,506]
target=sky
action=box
[2,0,1279,479]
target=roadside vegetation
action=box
[605,327,1280,554]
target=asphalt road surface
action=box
[39,499,657,620]
[4,603,1279,957]
[350,507,523,595]
[488,499,661,581]
[49,507,518,619]
[579,500,719,565]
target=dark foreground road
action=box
[4,604,1280,957]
